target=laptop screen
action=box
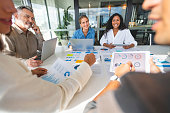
[41,38,57,61]
[70,39,94,51]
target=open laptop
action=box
[36,38,57,61]
[70,39,94,51]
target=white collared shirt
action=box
[100,29,137,46]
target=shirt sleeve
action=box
[84,101,97,113]
[35,33,44,51]
[0,59,92,112]
[1,34,32,66]
[124,29,137,46]
[100,33,108,46]
[1,34,16,56]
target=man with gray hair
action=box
[1,6,44,67]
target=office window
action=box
[46,0,75,40]
[31,0,51,40]
[13,0,24,7]
[128,1,154,45]
[30,0,75,41]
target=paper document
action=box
[41,58,75,84]
[64,51,100,63]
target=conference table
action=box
[41,45,170,113]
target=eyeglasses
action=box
[22,13,35,21]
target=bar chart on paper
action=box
[42,58,75,84]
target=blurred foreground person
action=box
[0,0,96,112]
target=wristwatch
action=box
[110,75,120,82]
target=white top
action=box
[0,53,92,112]
[100,29,137,46]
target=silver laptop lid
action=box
[70,39,94,51]
[41,38,57,61]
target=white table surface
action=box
[41,45,170,113]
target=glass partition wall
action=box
[13,0,24,7]
[128,0,154,45]
[31,0,75,42]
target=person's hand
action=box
[26,56,43,67]
[150,58,161,73]
[69,45,72,50]
[103,43,116,49]
[123,43,134,49]
[108,43,116,49]
[84,53,96,66]
[31,68,47,77]
[115,61,135,78]
[32,22,41,34]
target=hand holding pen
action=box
[115,61,135,78]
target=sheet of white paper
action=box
[152,55,170,72]
[42,58,75,84]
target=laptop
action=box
[36,38,57,61]
[70,39,94,51]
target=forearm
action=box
[129,43,135,48]
[70,62,92,91]
[93,80,120,101]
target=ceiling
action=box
[79,0,144,8]
[132,0,144,4]
[79,0,126,8]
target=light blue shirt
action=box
[68,27,95,47]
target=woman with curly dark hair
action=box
[100,13,137,49]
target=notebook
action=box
[70,39,94,51]
[36,38,57,61]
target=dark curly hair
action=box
[104,13,127,36]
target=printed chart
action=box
[64,51,99,64]
[42,58,75,84]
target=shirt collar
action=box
[81,27,91,35]
[12,24,25,34]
